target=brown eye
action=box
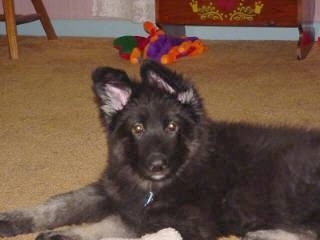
[132,123,145,135]
[166,121,178,133]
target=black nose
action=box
[147,153,168,172]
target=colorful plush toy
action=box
[113,21,207,64]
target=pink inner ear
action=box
[106,85,131,111]
[149,72,175,94]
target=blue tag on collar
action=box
[144,191,154,207]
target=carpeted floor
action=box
[0,36,320,240]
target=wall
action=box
[316,2,320,38]
[0,0,96,19]
[0,0,319,40]
[316,1,320,21]
[1,0,319,21]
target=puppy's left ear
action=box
[140,60,202,108]
[92,67,132,122]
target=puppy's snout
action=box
[147,153,168,173]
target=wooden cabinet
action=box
[156,0,315,59]
[156,0,298,27]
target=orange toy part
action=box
[161,46,180,64]
[143,21,165,42]
[130,47,142,64]
[160,39,207,64]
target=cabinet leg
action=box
[157,24,186,37]
[297,24,315,60]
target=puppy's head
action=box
[92,61,206,185]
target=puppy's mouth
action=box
[145,167,171,181]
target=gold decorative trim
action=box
[189,0,264,22]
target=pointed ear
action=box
[140,60,180,94]
[92,67,132,122]
[140,60,202,107]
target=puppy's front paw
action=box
[36,232,80,240]
[0,212,33,237]
[243,229,317,240]
[243,230,291,240]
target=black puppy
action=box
[0,61,320,240]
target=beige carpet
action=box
[0,36,320,240]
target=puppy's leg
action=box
[243,229,317,240]
[0,182,110,237]
[36,215,137,240]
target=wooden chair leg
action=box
[31,0,57,40]
[3,0,19,59]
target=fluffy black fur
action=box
[1,61,320,240]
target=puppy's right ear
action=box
[92,67,132,122]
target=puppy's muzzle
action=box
[146,153,170,180]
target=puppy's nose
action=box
[149,159,168,172]
[147,153,168,172]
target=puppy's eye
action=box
[132,123,145,135]
[166,121,178,133]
